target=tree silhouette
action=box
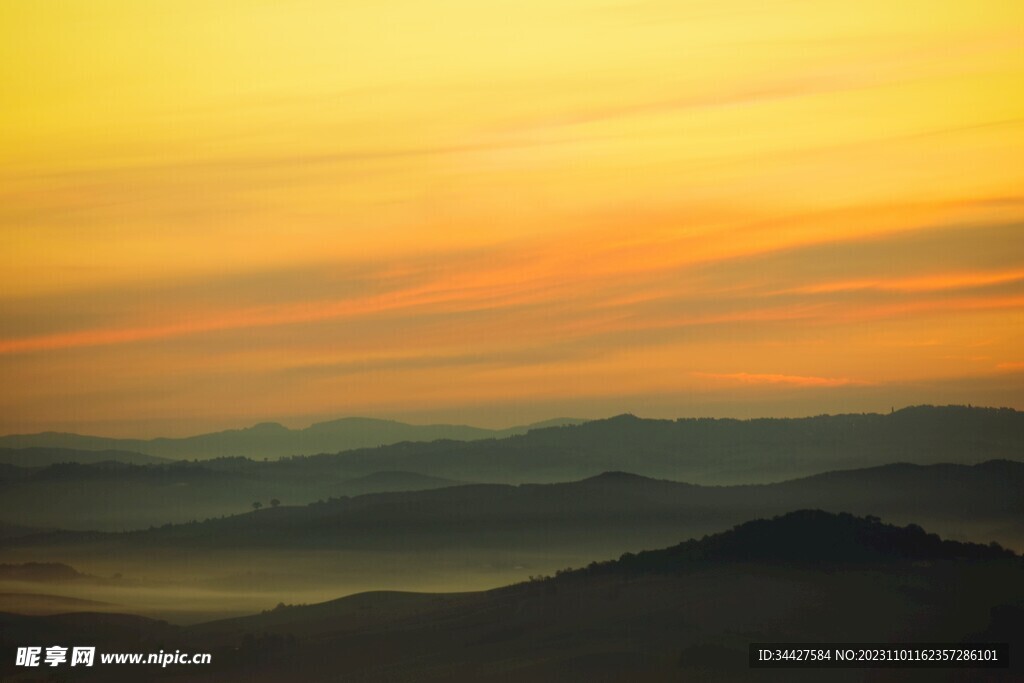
[270,498,281,508]
[252,501,262,512]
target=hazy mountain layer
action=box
[5,460,1021,553]
[1,407,1019,483]
[0,417,585,461]
[0,463,469,530]
[282,405,1021,485]
[1,511,1020,683]
[1,405,1019,531]
[0,447,169,467]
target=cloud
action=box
[694,372,870,388]
[774,269,1024,295]
[3,213,1023,359]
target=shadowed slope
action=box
[2,512,1020,683]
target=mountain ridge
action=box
[5,459,1020,553]
[0,417,586,461]
[3,511,1021,682]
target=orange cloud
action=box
[0,273,553,355]
[694,372,869,387]
[2,0,1022,433]
[779,269,1024,295]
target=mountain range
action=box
[0,417,585,461]
[5,460,1021,555]
[0,406,1021,536]
[2,407,1021,487]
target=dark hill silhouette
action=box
[0,611,175,652]
[1,512,1020,682]
[274,405,1024,485]
[570,510,1016,577]
[1,406,1019,482]
[6,461,1021,556]
[0,562,88,582]
[0,406,1017,534]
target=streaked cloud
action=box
[776,269,1024,295]
[0,0,1021,434]
[694,372,869,388]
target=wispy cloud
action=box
[774,269,1024,295]
[2,0,1021,432]
[694,372,870,388]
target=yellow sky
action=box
[1,0,1022,435]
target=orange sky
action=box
[1,0,1022,436]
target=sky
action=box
[1,0,1022,436]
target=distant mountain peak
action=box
[247,422,288,432]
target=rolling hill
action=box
[1,405,1019,531]
[281,405,1023,485]
[1,511,1020,682]
[5,460,1021,554]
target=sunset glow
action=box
[2,0,1022,435]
